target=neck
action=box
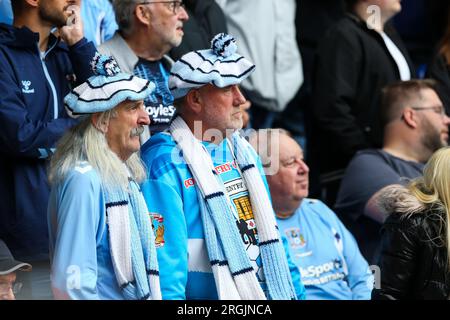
[274,200,300,220]
[14,13,53,52]
[383,140,427,163]
[183,116,227,145]
[123,30,167,61]
[353,3,388,32]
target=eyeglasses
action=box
[0,282,23,295]
[138,1,185,14]
[412,105,447,118]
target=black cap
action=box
[0,240,32,276]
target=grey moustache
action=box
[130,126,145,137]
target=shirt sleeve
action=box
[67,38,97,85]
[50,169,104,300]
[312,28,369,157]
[0,68,78,158]
[335,151,405,221]
[326,202,373,300]
[371,215,420,300]
[100,0,118,43]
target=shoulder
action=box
[352,148,386,161]
[61,162,102,192]
[141,132,177,160]
[324,15,364,39]
[141,132,185,176]
[0,23,15,46]
[346,149,391,170]
[98,33,121,51]
[300,198,336,218]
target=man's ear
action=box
[91,113,109,133]
[185,89,203,115]
[402,107,419,129]
[25,0,38,8]
[135,4,150,26]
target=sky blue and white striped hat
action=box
[169,33,255,99]
[64,53,155,117]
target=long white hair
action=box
[48,110,147,190]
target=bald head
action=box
[250,129,309,217]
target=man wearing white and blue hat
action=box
[47,54,161,300]
[141,34,305,300]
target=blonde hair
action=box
[48,111,147,190]
[407,146,450,268]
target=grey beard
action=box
[130,126,145,137]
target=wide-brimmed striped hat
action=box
[169,33,255,99]
[64,53,155,117]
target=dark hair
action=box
[381,79,438,127]
[438,9,450,65]
[343,0,359,12]
[10,0,24,16]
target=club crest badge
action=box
[285,227,306,248]
[150,213,165,247]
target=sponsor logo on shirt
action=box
[183,161,237,189]
[299,259,345,285]
[184,177,195,189]
[145,104,175,123]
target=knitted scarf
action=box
[104,176,161,300]
[170,116,296,300]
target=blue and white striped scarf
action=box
[170,116,296,300]
[104,177,161,300]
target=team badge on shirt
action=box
[285,227,306,248]
[149,213,165,247]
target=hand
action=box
[58,5,84,46]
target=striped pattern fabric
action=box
[169,46,255,99]
[104,178,161,300]
[65,73,155,116]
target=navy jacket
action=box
[0,23,96,261]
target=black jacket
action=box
[311,14,414,174]
[372,186,450,300]
[427,53,450,115]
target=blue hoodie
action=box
[0,23,97,261]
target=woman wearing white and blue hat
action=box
[47,54,161,300]
[141,34,305,300]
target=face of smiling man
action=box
[266,133,310,218]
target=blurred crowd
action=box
[1,0,450,300]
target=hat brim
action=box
[64,73,155,116]
[0,260,32,275]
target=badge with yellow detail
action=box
[150,213,165,247]
[285,227,306,248]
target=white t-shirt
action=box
[380,31,411,81]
